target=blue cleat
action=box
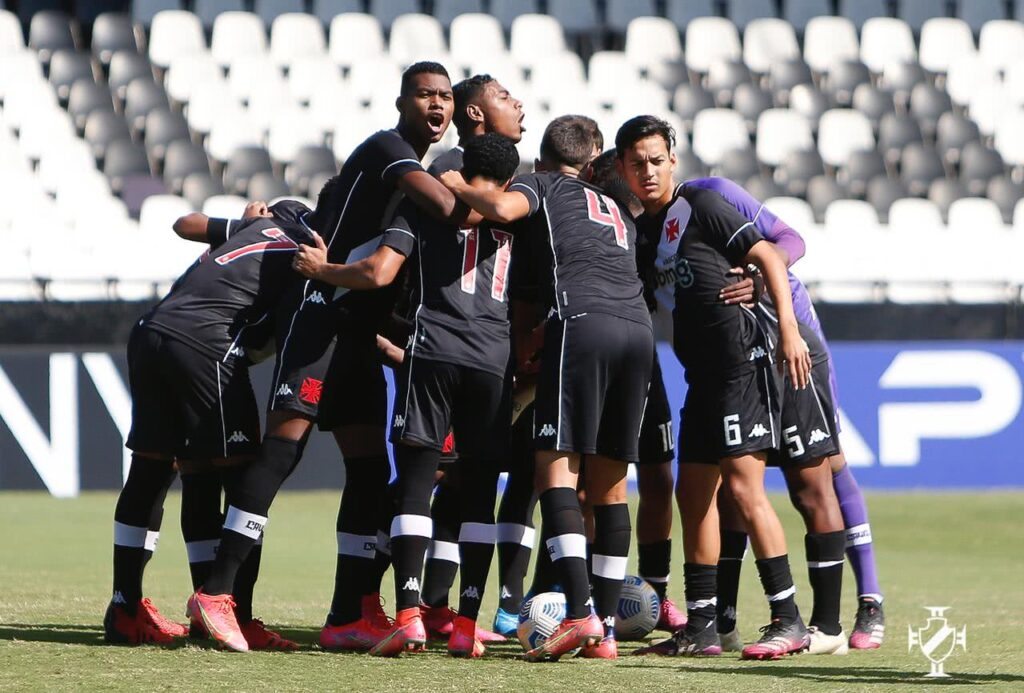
[492,607,519,637]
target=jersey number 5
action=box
[584,188,628,250]
[460,228,514,301]
[214,228,299,265]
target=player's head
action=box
[396,61,454,150]
[461,133,520,187]
[452,74,525,142]
[615,115,677,212]
[268,199,312,225]
[307,174,345,230]
[584,149,642,217]
[537,115,600,174]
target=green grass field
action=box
[1,491,1021,692]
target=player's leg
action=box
[420,466,462,634]
[714,484,749,652]
[178,464,223,639]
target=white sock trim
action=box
[767,585,796,602]
[458,522,497,545]
[337,532,376,559]
[113,521,148,548]
[144,530,160,552]
[592,554,628,580]
[546,533,587,561]
[497,522,535,547]
[186,539,220,563]
[807,559,844,569]
[224,506,267,540]
[687,597,717,610]
[426,539,460,564]
[640,574,669,583]
[845,523,872,547]
[391,513,432,539]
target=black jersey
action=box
[508,172,649,325]
[426,145,463,176]
[318,128,425,328]
[143,208,313,361]
[384,199,513,378]
[636,184,769,375]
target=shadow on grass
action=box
[0,623,116,647]
[626,663,1023,686]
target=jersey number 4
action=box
[214,228,299,265]
[584,188,628,250]
[460,228,514,301]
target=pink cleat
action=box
[368,607,428,657]
[186,591,248,652]
[524,614,603,662]
[655,597,688,632]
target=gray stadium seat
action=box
[807,175,849,221]
[144,108,191,164]
[777,148,825,197]
[108,51,154,105]
[852,84,895,133]
[369,0,421,30]
[879,113,923,165]
[883,61,926,110]
[547,0,601,36]
[248,171,291,200]
[606,0,657,35]
[433,0,483,29]
[823,60,871,107]
[839,149,887,198]
[91,13,139,66]
[959,142,1005,196]
[164,140,212,193]
[68,80,114,131]
[909,83,952,140]
[936,112,981,165]
[839,0,891,29]
[744,174,785,202]
[783,0,832,34]
[959,0,1006,35]
[987,175,1024,223]
[48,50,96,102]
[675,149,708,181]
[715,147,761,182]
[733,83,773,130]
[707,59,752,107]
[728,0,778,30]
[132,0,184,28]
[224,146,274,195]
[768,58,812,105]
[489,0,541,31]
[84,109,132,160]
[866,175,907,222]
[672,83,715,129]
[104,139,153,193]
[28,10,76,65]
[901,143,947,197]
[183,171,226,208]
[788,83,831,133]
[899,0,952,34]
[255,0,306,25]
[928,178,968,221]
[194,0,247,30]
[286,144,336,196]
[312,0,364,27]
[666,0,718,28]
[124,78,170,135]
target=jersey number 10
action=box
[460,228,514,301]
[584,188,628,250]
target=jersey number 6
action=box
[584,188,628,250]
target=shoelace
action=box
[370,596,395,627]
[216,596,238,615]
[140,599,177,630]
[756,621,788,642]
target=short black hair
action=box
[540,115,599,170]
[587,149,641,213]
[615,115,675,159]
[308,174,344,230]
[461,132,520,183]
[400,61,450,96]
[452,74,495,134]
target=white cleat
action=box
[718,628,744,653]
[807,626,849,655]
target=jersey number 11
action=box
[460,228,514,301]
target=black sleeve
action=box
[381,201,417,257]
[507,173,546,216]
[206,217,232,249]
[368,131,424,186]
[695,189,765,265]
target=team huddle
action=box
[105,61,886,661]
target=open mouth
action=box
[426,112,446,135]
[518,113,526,132]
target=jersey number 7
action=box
[584,188,628,250]
[214,228,299,265]
[460,228,514,301]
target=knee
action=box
[725,474,764,518]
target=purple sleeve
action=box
[764,218,806,266]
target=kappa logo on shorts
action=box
[392,414,405,429]
[749,346,767,361]
[809,428,831,444]
[299,377,323,404]
[461,586,480,600]
[748,423,769,439]
[402,577,420,592]
[227,431,249,443]
[275,383,294,397]
[305,291,327,305]
[228,345,246,358]
[538,424,556,437]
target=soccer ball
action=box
[616,575,660,640]
[517,592,567,651]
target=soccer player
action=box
[293,133,521,657]
[683,177,883,652]
[105,199,313,648]
[618,115,819,660]
[440,116,655,661]
[187,62,467,653]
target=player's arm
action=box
[172,201,271,243]
[292,232,407,289]
[397,170,483,226]
[172,213,213,242]
[439,170,531,224]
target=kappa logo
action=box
[461,586,480,600]
[228,345,246,358]
[393,414,405,429]
[402,577,420,592]
[602,616,615,628]
[112,591,127,605]
[749,423,769,438]
[749,346,767,361]
[275,383,293,397]
[305,291,327,305]
[538,424,556,437]
[809,428,831,444]
[500,586,512,600]
[227,431,249,443]
[363,541,376,552]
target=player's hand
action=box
[243,201,271,219]
[375,333,405,367]
[439,170,466,192]
[292,232,328,279]
[720,267,755,306]
[778,323,811,390]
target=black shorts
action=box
[126,324,260,460]
[637,349,674,465]
[534,313,654,463]
[318,329,388,430]
[677,364,781,465]
[768,327,841,466]
[391,357,510,459]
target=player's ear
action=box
[669,150,677,174]
[466,103,484,126]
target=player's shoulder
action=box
[426,146,463,176]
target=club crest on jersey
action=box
[227,431,249,443]
[275,383,294,398]
[299,377,322,404]
[748,423,769,439]
[664,217,680,242]
[809,428,831,444]
[305,291,327,305]
[538,424,556,437]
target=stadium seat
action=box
[389,13,446,66]
[450,13,506,70]
[488,0,539,32]
[994,108,1024,168]
[881,61,926,111]
[140,193,192,236]
[0,9,23,53]
[182,171,226,208]
[248,171,291,200]
[1,72,57,132]
[911,85,952,142]
[108,51,153,104]
[546,0,601,39]
[936,112,981,165]
[901,143,947,197]
[223,145,273,195]
[756,108,813,167]
[527,52,586,103]
[945,54,998,108]
[132,0,184,28]
[967,79,1006,136]
[48,50,97,103]
[1004,62,1024,109]
[878,113,923,166]
[744,174,785,202]
[728,0,777,30]
[270,13,326,66]
[839,0,890,29]
[144,108,190,163]
[685,17,741,74]
[202,194,249,218]
[838,149,887,198]
[889,196,943,229]
[764,195,815,232]
[368,0,421,31]
[803,16,858,74]
[84,109,131,159]
[714,147,761,182]
[782,0,831,35]
[672,83,715,129]
[19,108,76,163]
[852,84,895,136]
[959,0,1006,35]
[788,83,830,133]
[312,0,363,26]
[149,11,206,69]
[28,11,77,67]
[124,78,170,135]
[692,108,749,166]
[948,196,1005,232]
[255,0,305,25]
[866,176,907,221]
[606,0,656,36]
[90,13,138,66]
[588,51,641,106]
[743,18,799,74]
[268,108,324,164]
[706,59,751,107]
[211,12,267,67]
[165,52,222,105]
[978,19,1024,71]
[248,80,300,130]
[329,13,385,68]
[860,18,917,74]
[624,17,683,82]
[510,14,568,69]
[1015,197,1024,230]
[823,198,880,235]
[818,109,874,167]
[732,83,773,130]
[103,139,152,192]
[206,112,265,164]
[960,141,1006,195]
[347,56,402,103]
[928,178,969,220]
[767,58,812,105]
[287,55,342,103]
[286,144,336,195]
[164,140,212,192]
[918,18,975,74]
[776,149,825,197]
[822,59,870,107]
[68,80,114,131]
[194,0,245,29]
[228,53,283,103]
[185,80,241,135]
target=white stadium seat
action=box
[310,83,362,131]
[918,18,975,75]
[511,14,568,69]
[202,194,249,219]
[247,80,300,129]
[946,54,999,107]
[588,51,642,107]
[967,80,1007,136]
[889,198,944,231]
[165,52,223,105]
[527,52,586,102]
[331,108,374,161]
[685,17,741,74]
[139,195,193,236]
[978,19,1024,72]
[186,83,242,134]
[1003,62,1024,108]
[270,13,326,66]
[206,113,265,163]
[288,55,343,103]
[329,13,385,68]
[18,109,76,162]
[389,14,447,66]
[449,13,506,70]
[803,16,858,73]
[859,17,916,74]
[817,109,874,167]
[765,196,815,233]
[755,108,813,167]
[228,54,283,103]
[823,199,880,235]
[743,18,800,74]
[994,110,1024,166]
[0,9,24,54]
[211,12,267,67]
[38,139,95,195]
[466,55,527,97]
[149,10,206,68]
[948,197,1005,232]
[268,108,324,163]
[624,17,682,69]
[692,108,749,165]
[0,50,45,102]
[347,57,402,104]
[882,227,950,303]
